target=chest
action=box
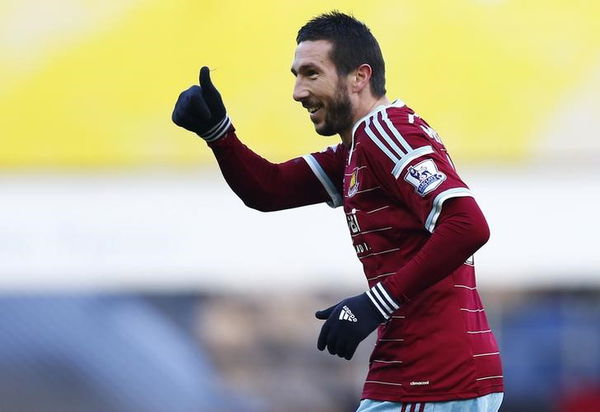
[342,150,422,256]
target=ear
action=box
[351,64,372,93]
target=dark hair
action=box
[296,11,386,97]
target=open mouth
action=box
[306,104,323,121]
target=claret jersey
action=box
[208,99,503,404]
[303,100,504,402]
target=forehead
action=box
[292,40,335,72]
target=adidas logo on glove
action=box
[339,305,358,322]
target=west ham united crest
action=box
[405,159,446,196]
[348,167,360,197]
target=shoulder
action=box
[306,143,346,159]
[315,143,347,163]
[303,143,347,172]
[352,101,434,149]
[325,143,346,155]
[351,101,438,177]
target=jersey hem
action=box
[361,383,504,403]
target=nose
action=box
[293,78,309,102]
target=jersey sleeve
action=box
[358,107,474,231]
[301,144,346,208]
[209,128,345,211]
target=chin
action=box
[315,129,337,137]
[315,123,337,136]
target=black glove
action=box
[172,66,231,142]
[316,283,400,360]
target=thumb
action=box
[199,66,224,114]
[315,304,337,320]
[199,66,216,92]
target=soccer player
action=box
[172,11,504,412]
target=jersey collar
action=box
[348,99,405,164]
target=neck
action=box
[339,95,390,147]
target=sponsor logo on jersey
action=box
[410,381,430,386]
[354,242,369,254]
[348,167,360,197]
[404,159,446,196]
[339,305,358,322]
[346,209,361,234]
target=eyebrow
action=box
[291,63,319,77]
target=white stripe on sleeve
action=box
[391,145,434,178]
[203,115,231,142]
[376,283,400,310]
[302,154,343,208]
[362,111,435,179]
[381,109,414,154]
[366,290,389,319]
[363,119,400,164]
[424,188,474,232]
[366,282,400,319]
[371,115,409,158]
[370,287,393,314]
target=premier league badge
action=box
[404,159,446,196]
[348,167,360,197]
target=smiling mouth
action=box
[303,101,322,115]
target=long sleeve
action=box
[207,127,344,212]
[380,196,490,302]
[347,106,490,306]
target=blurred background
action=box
[1,0,599,411]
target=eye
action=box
[307,70,318,79]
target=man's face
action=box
[291,40,354,136]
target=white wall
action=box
[0,167,598,291]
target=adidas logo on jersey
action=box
[339,306,357,322]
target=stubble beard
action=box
[315,81,354,137]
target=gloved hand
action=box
[172,66,231,142]
[316,283,400,360]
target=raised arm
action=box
[172,67,339,211]
[208,130,336,211]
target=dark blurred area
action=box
[0,288,598,411]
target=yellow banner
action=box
[1,0,598,168]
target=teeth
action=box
[308,106,319,113]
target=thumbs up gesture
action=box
[172,66,231,142]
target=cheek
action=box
[316,78,337,96]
